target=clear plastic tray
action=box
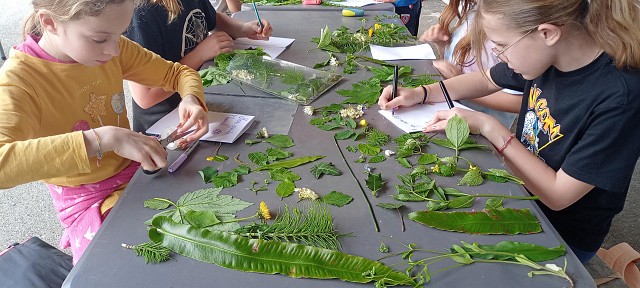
[226,54,342,105]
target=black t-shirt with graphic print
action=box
[490,54,640,252]
[124,1,217,133]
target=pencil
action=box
[252,1,264,30]
[439,81,455,109]
[391,65,399,115]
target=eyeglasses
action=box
[491,28,536,62]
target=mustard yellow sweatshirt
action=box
[0,36,205,188]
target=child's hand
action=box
[422,108,494,135]
[243,20,272,40]
[419,24,450,44]
[91,126,169,172]
[196,31,234,60]
[378,85,423,111]
[176,94,209,147]
[433,59,462,79]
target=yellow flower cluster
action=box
[259,201,271,220]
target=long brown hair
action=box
[438,0,477,68]
[471,0,640,70]
[22,0,137,39]
[149,0,183,23]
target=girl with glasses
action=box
[380,0,640,263]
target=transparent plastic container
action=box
[226,54,342,105]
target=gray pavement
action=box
[0,0,637,283]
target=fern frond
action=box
[234,202,343,250]
[122,241,171,264]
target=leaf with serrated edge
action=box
[377,202,404,209]
[144,198,172,210]
[323,191,353,207]
[276,180,296,198]
[445,115,469,149]
[311,162,342,179]
[365,172,384,193]
[248,152,269,166]
[199,166,218,183]
[265,134,294,148]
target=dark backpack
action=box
[0,237,72,288]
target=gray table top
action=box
[64,10,595,288]
[241,2,394,11]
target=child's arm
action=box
[214,12,272,40]
[226,0,241,13]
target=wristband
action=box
[495,133,516,154]
[91,129,103,167]
[420,85,429,105]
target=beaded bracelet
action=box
[91,129,103,167]
[420,85,429,105]
[496,133,516,154]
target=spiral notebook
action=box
[146,108,255,143]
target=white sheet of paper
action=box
[146,108,255,143]
[233,36,295,58]
[329,0,378,7]
[378,102,473,133]
[370,43,436,61]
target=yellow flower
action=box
[430,164,440,173]
[259,201,271,220]
[374,23,382,30]
[206,156,215,161]
[368,28,374,37]
[359,119,368,127]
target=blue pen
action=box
[391,65,399,115]
[168,141,199,173]
[252,1,264,31]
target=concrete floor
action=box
[0,0,638,279]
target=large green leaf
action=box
[445,115,469,149]
[256,156,325,171]
[408,208,542,235]
[457,241,566,262]
[149,217,415,285]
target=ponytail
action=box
[586,0,640,69]
[150,0,182,23]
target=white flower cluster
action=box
[303,106,315,116]
[295,187,319,201]
[354,33,367,43]
[231,70,254,81]
[329,56,338,67]
[339,105,364,119]
[257,127,269,139]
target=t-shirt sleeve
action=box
[489,62,528,92]
[561,96,639,192]
[124,4,166,56]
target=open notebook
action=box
[146,108,255,143]
[378,102,472,133]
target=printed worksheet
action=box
[234,37,295,58]
[147,108,255,143]
[378,102,472,133]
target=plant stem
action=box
[472,194,539,200]
[334,138,379,232]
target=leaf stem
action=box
[334,138,379,232]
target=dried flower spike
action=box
[295,187,319,201]
[257,127,269,139]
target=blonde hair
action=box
[438,0,477,68]
[22,0,141,40]
[149,0,183,23]
[471,0,640,70]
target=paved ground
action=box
[0,0,637,281]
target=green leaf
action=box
[365,172,384,196]
[199,167,218,184]
[337,78,382,106]
[345,118,357,129]
[256,156,325,171]
[445,115,470,149]
[309,117,334,126]
[265,135,294,148]
[199,66,231,87]
[368,154,386,163]
[408,208,542,235]
[446,196,475,209]
[357,143,380,156]
[485,198,504,209]
[323,191,353,207]
[211,155,229,162]
[417,154,438,165]
[376,202,404,209]
[276,180,296,198]
[458,168,484,186]
[310,162,342,179]
[334,130,356,140]
[233,165,251,175]
[245,139,262,145]
[269,168,301,182]
[426,201,449,211]
[346,146,357,153]
[318,25,332,48]
[458,241,566,262]
[149,216,416,285]
[365,127,391,146]
[318,124,342,131]
[379,241,389,253]
[429,138,455,149]
[248,152,269,166]
[184,210,221,228]
[266,148,292,160]
[212,172,239,188]
[397,158,412,168]
[144,198,172,210]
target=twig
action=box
[334,138,379,232]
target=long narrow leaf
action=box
[149,216,415,285]
[408,208,542,235]
[256,156,325,171]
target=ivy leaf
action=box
[377,202,404,209]
[184,210,221,228]
[458,168,484,186]
[358,143,381,156]
[417,154,438,165]
[198,166,218,184]
[269,167,301,182]
[311,162,342,179]
[144,198,172,210]
[365,172,384,196]
[368,154,386,163]
[397,158,412,168]
[276,180,296,198]
[212,172,239,188]
[445,115,470,149]
[323,191,353,207]
[334,130,356,140]
[249,152,269,166]
[266,135,294,148]
[232,165,251,175]
[266,148,292,160]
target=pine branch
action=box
[122,241,171,264]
